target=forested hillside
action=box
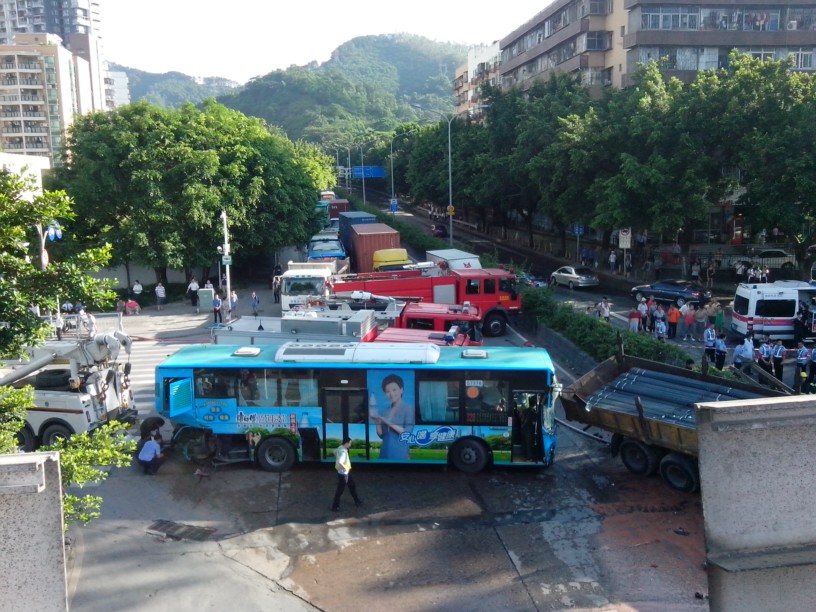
[112,64,240,108]
[215,34,466,143]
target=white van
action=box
[731,280,816,341]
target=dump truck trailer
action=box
[560,353,784,492]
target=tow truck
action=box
[0,313,137,450]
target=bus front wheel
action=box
[256,437,296,472]
[450,438,489,473]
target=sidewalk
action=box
[118,281,280,342]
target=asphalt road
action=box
[65,292,710,612]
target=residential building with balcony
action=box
[0,33,92,164]
[499,0,627,95]
[623,1,816,86]
[496,0,816,94]
[454,42,501,118]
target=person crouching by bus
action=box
[137,432,165,475]
[331,437,362,512]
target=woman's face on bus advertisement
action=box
[384,381,403,404]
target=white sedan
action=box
[549,266,600,289]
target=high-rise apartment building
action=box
[0,33,95,164]
[497,0,816,93]
[0,0,103,46]
[454,43,501,118]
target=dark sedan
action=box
[630,279,712,307]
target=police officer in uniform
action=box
[704,323,717,363]
[772,339,787,382]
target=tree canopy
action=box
[51,100,332,281]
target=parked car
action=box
[549,266,600,290]
[431,223,449,238]
[517,272,548,288]
[630,280,712,307]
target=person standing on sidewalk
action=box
[131,280,143,305]
[627,306,641,333]
[331,437,362,512]
[772,339,787,382]
[186,277,200,310]
[694,305,708,343]
[704,322,717,363]
[154,282,166,311]
[666,304,680,340]
[213,293,223,324]
[714,333,728,369]
[795,341,810,393]
[250,291,260,316]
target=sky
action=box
[101,1,550,84]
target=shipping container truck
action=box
[559,351,784,492]
[351,223,401,273]
[338,211,377,263]
[328,198,351,226]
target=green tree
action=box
[0,170,132,528]
[52,100,326,282]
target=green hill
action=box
[114,34,465,144]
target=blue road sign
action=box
[352,166,386,179]
[574,224,585,236]
[389,199,398,213]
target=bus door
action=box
[321,388,369,461]
[510,391,553,465]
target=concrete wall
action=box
[696,396,816,611]
[0,452,67,611]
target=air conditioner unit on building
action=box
[788,20,798,30]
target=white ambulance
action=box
[731,280,816,341]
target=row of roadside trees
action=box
[363,52,816,252]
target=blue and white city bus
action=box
[155,342,559,473]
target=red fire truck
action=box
[330,268,520,336]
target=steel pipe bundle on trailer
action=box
[585,369,770,426]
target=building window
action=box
[789,48,814,70]
[586,31,611,51]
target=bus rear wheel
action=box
[450,438,489,473]
[256,437,296,472]
[659,453,699,492]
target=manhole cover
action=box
[147,519,216,541]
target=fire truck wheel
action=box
[619,439,661,476]
[35,369,71,388]
[256,437,296,472]
[41,423,74,447]
[450,438,489,473]
[659,453,699,493]
[16,426,36,452]
[483,313,506,337]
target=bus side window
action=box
[418,380,458,423]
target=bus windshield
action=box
[155,342,559,474]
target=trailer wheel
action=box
[450,438,489,473]
[619,439,661,475]
[16,425,36,452]
[256,437,296,472]
[41,423,74,447]
[483,313,506,337]
[659,453,699,492]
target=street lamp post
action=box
[412,105,454,246]
[359,144,367,208]
[220,211,232,322]
[341,145,351,189]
